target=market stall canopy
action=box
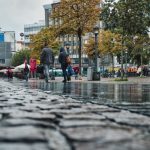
[0,69,7,73]
[13,64,30,72]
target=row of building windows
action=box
[24,26,44,33]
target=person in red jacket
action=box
[30,57,37,78]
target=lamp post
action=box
[93,25,99,72]
[93,25,100,80]
[20,32,25,48]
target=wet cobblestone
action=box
[0,79,150,150]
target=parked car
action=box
[49,68,63,77]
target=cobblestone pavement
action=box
[0,79,150,150]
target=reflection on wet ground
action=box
[18,80,150,103]
[10,79,150,116]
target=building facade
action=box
[0,31,15,66]
[24,20,45,47]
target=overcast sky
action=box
[0,0,53,40]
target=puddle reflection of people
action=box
[30,81,38,89]
[62,82,71,94]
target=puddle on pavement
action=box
[20,81,150,104]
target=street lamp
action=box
[93,25,100,80]
[93,25,99,72]
[20,32,25,48]
[125,49,128,79]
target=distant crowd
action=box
[102,65,150,78]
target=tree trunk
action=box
[78,31,82,76]
[121,36,124,80]
[111,54,114,77]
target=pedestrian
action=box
[40,42,54,83]
[29,57,37,78]
[117,69,121,77]
[58,47,69,83]
[24,63,29,82]
[73,66,79,80]
[6,67,13,80]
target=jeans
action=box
[30,70,36,78]
[44,64,50,82]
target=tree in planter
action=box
[11,49,31,67]
[51,0,100,76]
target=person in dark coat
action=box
[24,63,30,82]
[40,42,54,83]
[58,47,69,83]
[7,67,13,80]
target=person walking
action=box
[24,63,30,82]
[29,57,37,78]
[40,42,54,83]
[6,67,13,80]
[58,47,69,83]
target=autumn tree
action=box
[51,0,100,75]
[100,0,150,79]
[30,27,60,60]
[84,38,95,59]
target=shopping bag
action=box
[67,65,74,76]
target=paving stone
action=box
[35,103,72,110]
[102,110,150,126]
[9,111,56,120]
[73,139,150,150]
[49,108,89,114]
[4,101,25,106]
[62,113,106,120]
[0,143,49,150]
[61,126,141,141]
[0,96,8,102]
[1,118,56,128]
[59,119,114,128]
[0,126,45,142]
[19,105,40,112]
[45,129,71,150]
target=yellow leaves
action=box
[30,27,60,58]
[84,37,95,59]
[51,0,101,35]
[99,30,122,55]
[84,30,122,58]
